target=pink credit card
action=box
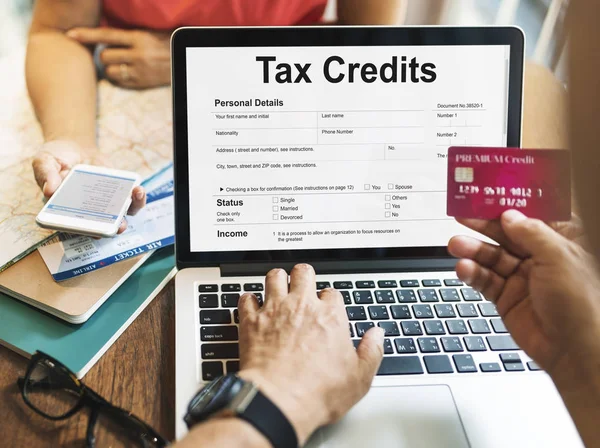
[447,147,571,221]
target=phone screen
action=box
[45,169,136,224]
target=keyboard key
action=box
[418,289,439,303]
[356,322,375,337]
[201,326,239,341]
[440,288,460,302]
[383,339,394,354]
[401,321,423,336]
[316,281,331,290]
[243,283,263,292]
[233,309,239,323]
[221,283,241,292]
[487,335,519,351]
[333,281,353,289]
[500,353,521,363]
[346,306,367,321]
[434,304,456,318]
[422,279,442,287]
[394,338,417,354]
[368,306,390,320]
[453,354,477,373]
[464,336,487,352]
[378,280,397,288]
[378,321,400,337]
[418,337,440,353]
[478,303,499,317]
[480,362,501,372]
[490,318,508,333]
[202,361,223,381]
[200,310,231,324]
[377,356,423,375]
[375,290,395,303]
[199,294,219,308]
[468,319,491,334]
[198,284,218,293]
[400,280,419,287]
[441,337,464,352]
[456,303,478,318]
[356,281,375,289]
[446,320,468,335]
[444,279,463,286]
[504,362,525,372]
[396,290,417,303]
[340,291,352,305]
[352,340,360,349]
[254,293,264,306]
[424,320,446,335]
[390,305,411,320]
[221,293,240,308]
[201,343,239,359]
[349,324,354,338]
[461,288,483,301]
[226,361,240,373]
[423,355,454,374]
[412,304,434,319]
[353,290,374,304]
[527,361,542,371]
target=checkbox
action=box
[364,184,370,191]
[272,197,279,203]
[385,195,391,201]
[273,214,279,220]
[385,203,391,209]
[385,211,391,218]
[273,206,279,212]
[387,183,394,190]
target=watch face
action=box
[185,374,242,427]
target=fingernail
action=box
[66,30,78,38]
[375,327,385,340]
[503,209,526,223]
[135,190,144,200]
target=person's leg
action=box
[522,61,568,149]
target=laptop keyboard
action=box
[196,276,541,381]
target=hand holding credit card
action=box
[447,147,571,221]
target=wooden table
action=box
[0,282,176,446]
[0,62,568,447]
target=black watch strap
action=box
[238,388,298,448]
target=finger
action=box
[356,327,385,388]
[500,210,565,259]
[67,27,134,46]
[128,187,146,216]
[448,235,521,278]
[238,293,260,320]
[264,268,288,304]
[288,264,316,297]
[318,287,343,304]
[100,48,133,65]
[116,218,128,235]
[105,64,137,88]
[32,154,64,197]
[455,259,507,302]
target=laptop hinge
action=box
[220,258,457,277]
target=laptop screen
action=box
[184,43,512,254]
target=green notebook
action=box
[0,248,176,378]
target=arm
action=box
[337,0,404,25]
[569,2,600,263]
[174,419,270,448]
[26,0,100,148]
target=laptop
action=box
[171,27,582,447]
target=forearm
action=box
[174,417,271,448]
[338,0,404,25]
[26,30,97,147]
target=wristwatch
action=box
[184,374,298,448]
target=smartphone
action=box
[36,164,141,238]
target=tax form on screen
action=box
[185,45,511,252]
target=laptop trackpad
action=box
[306,384,470,448]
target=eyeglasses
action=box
[17,351,169,448]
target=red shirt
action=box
[102,0,327,30]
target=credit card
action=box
[447,147,571,221]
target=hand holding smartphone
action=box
[36,165,142,238]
